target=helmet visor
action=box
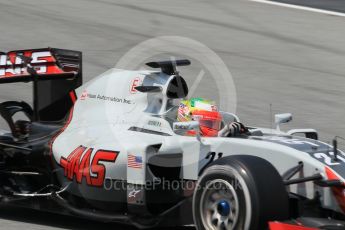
[199,119,222,131]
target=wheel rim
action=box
[200,179,239,230]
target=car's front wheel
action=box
[193,155,289,230]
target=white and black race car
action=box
[0,48,344,230]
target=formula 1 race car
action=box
[0,48,345,230]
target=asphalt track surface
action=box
[0,0,345,229]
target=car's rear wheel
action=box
[193,155,289,230]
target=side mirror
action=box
[275,113,292,131]
[173,121,201,141]
[287,129,318,140]
[173,121,200,139]
[173,121,199,132]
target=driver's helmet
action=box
[177,98,222,137]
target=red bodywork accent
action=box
[269,222,317,230]
[48,106,75,167]
[69,90,77,104]
[325,167,345,213]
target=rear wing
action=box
[0,48,81,83]
[0,48,82,121]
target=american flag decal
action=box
[178,104,189,121]
[128,155,143,169]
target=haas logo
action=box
[80,90,88,100]
[60,146,119,187]
[0,51,53,77]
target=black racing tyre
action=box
[193,155,289,230]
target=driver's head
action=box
[178,98,222,137]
